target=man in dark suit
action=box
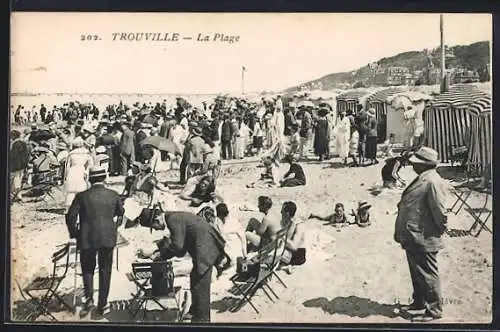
[119,122,135,176]
[394,146,448,322]
[66,165,125,317]
[10,130,30,201]
[220,114,233,160]
[139,211,226,323]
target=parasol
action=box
[139,136,181,155]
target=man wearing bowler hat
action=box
[66,165,125,318]
[394,146,449,322]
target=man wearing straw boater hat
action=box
[393,146,448,322]
[66,164,124,318]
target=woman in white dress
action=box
[239,120,251,158]
[64,137,93,209]
[334,110,351,164]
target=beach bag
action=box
[151,259,175,296]
[236,257,259,278]
[291,248,307,266]
[137,203,165,232]
[281,248,307,266]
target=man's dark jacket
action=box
[66,184,124,250]
[158,212,226,276]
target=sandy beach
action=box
[10,154,492,324]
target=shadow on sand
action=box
[99,301,181,322]
[302,296,415,320]
[210,283,255,313]
[322,162,348,169]
[367,185,384,197]
[36,207,67,215]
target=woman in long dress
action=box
[335,110,351,165]
[313,111,330,161]
[64,137,93,210]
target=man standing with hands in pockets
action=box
[66,164,124,318]
[394,146,449,322]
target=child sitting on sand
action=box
[309,203,348,228]
[350,201,372,227]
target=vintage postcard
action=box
[9,12,492,324]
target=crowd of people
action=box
[10,93,449,323]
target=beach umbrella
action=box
[139,136,180,155]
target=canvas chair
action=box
[229,227,289,314]
[449,162,492,237]
[17,243,74,321]
[126,261,183,321]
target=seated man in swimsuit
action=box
[279,201,306,274]
[245,196,282,253]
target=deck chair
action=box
[17,243,74,321]
[449,162,492,237]
[30,167,63,205]
[229,228,289,314]
[448,145,469,168]
[126,261,183,321]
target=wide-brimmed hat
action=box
[409,146,439,165]
[89,165,108,179]
[367,108,376,117]
[358,201,372,210]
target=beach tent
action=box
[336,89,371,114]
[386,91,433,146]
[466,95,492,174]
[424,84,489,163]
[366,87,406,142]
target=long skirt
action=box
[335,134,349,159]
[365,136,378,159]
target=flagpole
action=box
[241,66,245,96]
[440,14,446,93]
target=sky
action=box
[10,13,492,94]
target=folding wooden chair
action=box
[17,243,74,321]
[229,228,289,314]
[126,261,183,321]
[449,162,492,237]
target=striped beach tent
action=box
[336,89,371,114]
[424,85,489,163]
[466,95,492,174]
[366,87,406,120]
